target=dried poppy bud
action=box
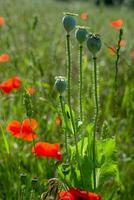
[62,15,76,33]
[75,27,87,44]
[87,34,101,55]
[54,76,67,94]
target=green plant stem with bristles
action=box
[93,56,99,191]
[79,45,83,121]
[66,33,84,186]
[66,34,76,135]
[59,94,68,159]
[115,28,123,90]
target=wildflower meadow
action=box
[0,0,134,199]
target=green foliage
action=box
[0,0,134,199]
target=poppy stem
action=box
[59,94,68,159]
[79,45,83,121]
[93,56,99,191]
[66,33,84,186]
[114,28,123,90]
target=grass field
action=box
[0,0,134,199]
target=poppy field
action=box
[0,0,134,199]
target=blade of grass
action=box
[0,124,10,154]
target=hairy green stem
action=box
[93,56,99,191]
[59,95,68,158]
[66,34,84,186]
[79,45,83,121]
[115,28,123,89]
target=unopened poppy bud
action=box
[20,173,27,185]
[54,76,67,94]
[87,34,101,55]
[62,15,76,33]
[31,177,38,190]
[75,27,87,44]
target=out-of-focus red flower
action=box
[59,191,75,200]
[119,39,126,47]
[55,116,62,126]
[80,12,89,20]
[7,118,38,141]
[108,45,116,55]
[59,188,101,200]
[0,54,9,62]
[0,76,21,94]
[0,16,5,26]
[26,87,36,95]
[130,51,134,59]
[110,19,123,29]
[32,142,62,160]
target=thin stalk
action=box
[66,33,84,186]
[79,45,83,121]
[29,118,36,154]
[59,94,68,159]
[93,56,99,191]
[66,34,76,135]
[114,28,123,90]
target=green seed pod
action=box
[54,76,67,94]
[75,27,87,44]
[87,34,101,55]
[62,15,76,33]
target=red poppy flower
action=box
[0,54,9,62]
[0,16,5,26]
[0,76,21,94]
[59,188,101,200]
[7,118,38,141]
[108,46,116,55]
[119,39,126,47]
[59,191,75,200]
[80,12,89,21]
[32,142,62,160]
[26,87,36,95]
[130,51,134,59]
[55,116,62,126]
[110,19,123,29]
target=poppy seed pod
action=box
[62,15,76,33]
[87,34,101,55]
[75,27,87,44]
[54,76,67,94]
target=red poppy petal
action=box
[32,142,62,160]
[69,188,101,200]
[59,191,75,200]
[88,192,101,200]
[0,54,9,62]
[22,131,38,141]
[7,120,21,138]
[0,79,13,93]
[22,118,38,132]
[0,17,5,26]
[110,19,123,28]
[12,76,21,89]
[80,12,89,20]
